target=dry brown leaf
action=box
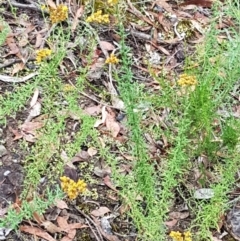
[103,175,118,192]
[87,147,97,156]
[71,150,90,163]
[180,0,213,7]
[55,199,69,209]
[60,229,76,241]
[165,219,178,228]
[21,121,44,133]
[106,114,120,138]
[57,216,69,229]
[30,89,39,108]
[99,41,115,51]
[75,150,90,160]
[149,40,170,55]
[26,102,41,122]
[12,62,25,75]
[94,106,108,127]
[33,212,45,224]
[42,221,62,234]
[0,72,38,83]
[169,211,189,220]
[91,216,120,241]
[47,0,56,8]
[65,223,87,231]
[91,207,111,217]
[153,0,174,14]
[35,33,43,48]
[5,36,19,56]
[20,225,57,241]
[71,6,84,32]
[84,105,101,116]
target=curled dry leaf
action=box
[10,120,44,142]
[94,106,108,127]
[105,113,120,138]
[33,212,45,224]
[55,199,69,209]
[84,105,101,116]
[87,147,97,156]
[169,211,189,220]
[103,175,118,192]
[99,41,115,51]
[21,121,44,133]
[47,0,56,8]
[91,206,111,217]
[12,62,25,75]
[30,89,39,107]
[72,6,84,32]
[20,225,57,241]
[0,72,38,83]
[180,0,213,7]
[71,150,90,163]
[60,229,76,241]
[41,221,62,234]
[165,219,178,228]
[94,106,120,137]
[26,102,41,122]
[94,166,111,178]
[35,33,43,48]
[65,223,87,231]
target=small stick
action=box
[74,207,103,241]
[85,219,102,241]
[67,79,123,110]
[9,0,41,12]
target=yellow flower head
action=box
[107,0,118,5]
[62,84,75,92]
[177,74,197,86]
[169,231,184,241]
[169,231,192,241]
[60,176,87,200]
[49,4,68,24]
[86,10,109,24]
[36,48,52,63]
[105,53,119,64]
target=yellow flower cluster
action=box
[86,10,109,24]
[169,231,192,241]
[36,48,52,63]
[62,84,75,92]
[49,4,68,24]
[177,74,197,86]
[105,53,119,64]
[60,176,87,200]
[107,0,118,4]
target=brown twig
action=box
[9,0,41,12]
[129,29,181,45]
[67,79,123,110]
[0,58,36,70]
[74,207,103,241]
[0,72,38,83]
[126,0,157,28]
[85,219,102,241]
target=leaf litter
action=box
[0,0,239,240]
